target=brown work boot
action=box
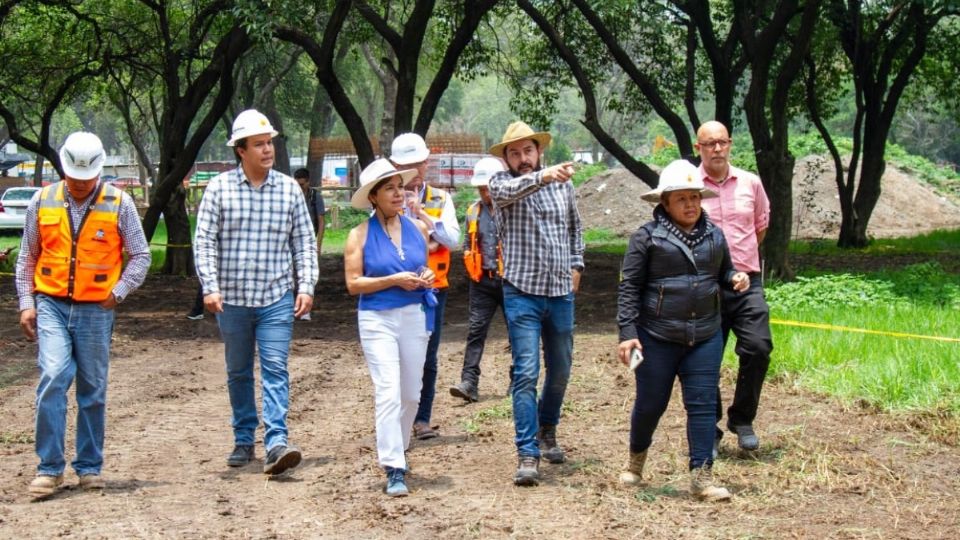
[618,450,648,485]
[690,466,732,502]
[538,424,565,464]
[513,455,540,486]
[28,474,64,497]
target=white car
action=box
[0,186,41,230]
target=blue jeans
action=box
[503,282,574,458]
[630,328,722,469]
[34,294,115,476]
[415,288,447,425]
[216,291,294,451]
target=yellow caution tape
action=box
[770,318,960,343]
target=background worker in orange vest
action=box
[449,157,508,403]
[15,131,151,498]
[389,133,461,440]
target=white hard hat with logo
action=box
[226,109,279,147]
[390,133,430,165]
[470,157,506,187]
[59,132,105,181]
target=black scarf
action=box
[654,204,711,249]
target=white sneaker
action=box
[299,313,311,321]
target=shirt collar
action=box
[699,163,737,186]
[235,166,276,187]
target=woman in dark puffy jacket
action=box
[616,159,748,502]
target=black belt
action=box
[747,272,762,279]
[481,270,501,279]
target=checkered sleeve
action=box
[14,193,42,311]
[112,192,151,302]
[291,187,318,295]
[194,175,223,296]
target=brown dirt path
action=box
[0,253,957,539]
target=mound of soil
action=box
[577,157,960,239]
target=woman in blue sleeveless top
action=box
[344,159,436,497]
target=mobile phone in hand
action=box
[629,347,644,371]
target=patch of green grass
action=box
[572,163,607,187]
[0,431,34,445]
[790,229,960,256]
[460,397,512,434]
[764,266,960,413]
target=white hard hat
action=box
[226,109,279,147]
[59,132,105,181]
[390,133,430,164]
[351,159,418,210]
[470,157,506,187]
[641,159,717,202]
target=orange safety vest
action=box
[34,182,123,302]
[463,201,503,283]
[422,185,451,289]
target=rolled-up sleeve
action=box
[489,170,544,208]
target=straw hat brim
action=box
[641,187,718,203]
[489,132,552,158]
[350,168,418,209]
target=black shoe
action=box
[226,445,254,467]
[264,444,302,475]
[538,425,566,464]
[513,455,540,486]
[729,424,760,451]
[186,311,204,320]
[449,381,479,403]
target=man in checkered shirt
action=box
[194,109,318,476]
[487,121,584,487]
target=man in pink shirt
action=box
[696,120,773,453]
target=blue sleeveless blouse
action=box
[358,215,437,330]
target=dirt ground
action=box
[0,251,957,540]
[577,159,960,239]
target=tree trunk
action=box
[755,149,795,281]
[160,187,194,275]
[32,155,44,187]
[838,153,885,247]
[264,95,291,175]
[306,83,338,182]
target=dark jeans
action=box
[630,328,723,469]
[415,288,448,425]
[716,275,773,429]
[460,275,506,387]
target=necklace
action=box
[380,214,405,261]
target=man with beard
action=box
[487,122,584,486]
[695,120,773,454]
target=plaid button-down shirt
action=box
[489,169,584,297]
[194,167,318,307]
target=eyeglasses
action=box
[697,139,731,150]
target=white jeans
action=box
[358,303,430,470]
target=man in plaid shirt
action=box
[488,121,584,486]
[194,109,318,475]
